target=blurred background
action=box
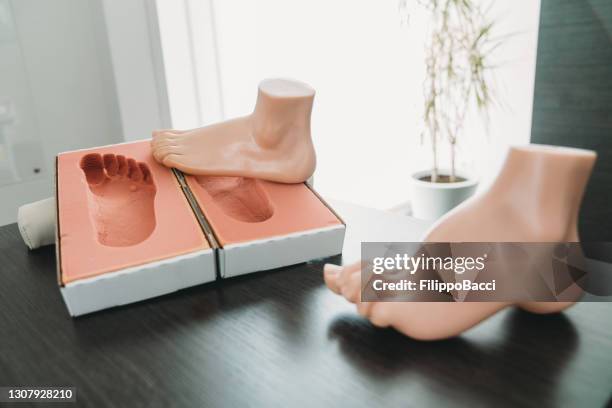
[0,1,603,228]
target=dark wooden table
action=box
[1,202,611,408]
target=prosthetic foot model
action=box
[151,78,316,184]
[324,145,597,340]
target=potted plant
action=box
[403,0,502,220]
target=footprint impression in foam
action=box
[80,153,157,246]
[196,176,274,223]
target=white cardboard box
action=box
[59,249,216,316]
[218,226,345,278]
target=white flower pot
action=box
[409,170,478,220]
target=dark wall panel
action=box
[531,0,612,242]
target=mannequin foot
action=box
[324,145,596,340]
[322,260,574,341]
[324,263,508,340]
[197,176,274,223]
[80,153,156,247]
[151,78,316,183]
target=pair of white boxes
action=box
[55,141,345,317]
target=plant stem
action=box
[432,130,439,182]
[450,142,456,182]
[409,0,498,185]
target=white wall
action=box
[0,0,124,226]
[0,0,170,226]
[101,0,171,141]
[187,0,541,209]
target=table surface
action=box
[1,201,611,408]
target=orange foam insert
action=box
[58,140,209,284]
[185,176,342,245]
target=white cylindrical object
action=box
[17,197,56,250]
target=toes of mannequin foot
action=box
[340,271,361,303]
[162,153,183,169]
[356,300,374,319]
[325,264,511,341]
[152,128,190,140]
[152,145,182,164]
[152,146,164,163]
[324,261,363,302]
[324,264,343,294]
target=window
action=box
[157,0,540,209]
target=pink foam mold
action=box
[57,141,210,285]
[185,176,343,245]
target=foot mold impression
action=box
[197,176,274,223]
[80,153,157,247]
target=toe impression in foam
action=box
[196,176,274,223]
[80,152,157,247]
[80,153,106,185]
